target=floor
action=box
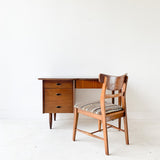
[1,114,160,160]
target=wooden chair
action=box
[72,73,129,155]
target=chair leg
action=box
[49,113,52,129]
[118,118,121,131]
[54,113,56,121]
[73,108,79,141]
[123,116,129,144]
[102,118,109,155]
[98,120,101,131]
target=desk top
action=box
[38,78,99,81]
[38,77,102,88]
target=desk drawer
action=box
[75,80,102,88]
[43,80,73,89]
[44,89,73,113]
[44,103,73,113]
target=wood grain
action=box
[44,80,73,89]
[44,89,73,113]
[75,80,102,88]
[99,73,127,90]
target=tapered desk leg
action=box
[54,113,56,121]
[49,113,52,129]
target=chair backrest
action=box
[99,73,128,91]
[99,73,128,112]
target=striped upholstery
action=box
[74,101,123,115]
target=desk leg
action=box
[54,113,56,121]
[49,113,52,129]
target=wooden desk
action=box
[38,78,102,129]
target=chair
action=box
[72,73,129,155]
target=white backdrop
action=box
[0,0,160,119]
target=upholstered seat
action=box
[74,101,123,115]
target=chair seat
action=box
[74,101,123,115]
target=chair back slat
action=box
[99,73,128,91]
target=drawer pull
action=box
[56,83,61,86]
[56,93,61,96]
[56,106,61,108]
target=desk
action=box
[38,78,102,129]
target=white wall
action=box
[0,0,160,119]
